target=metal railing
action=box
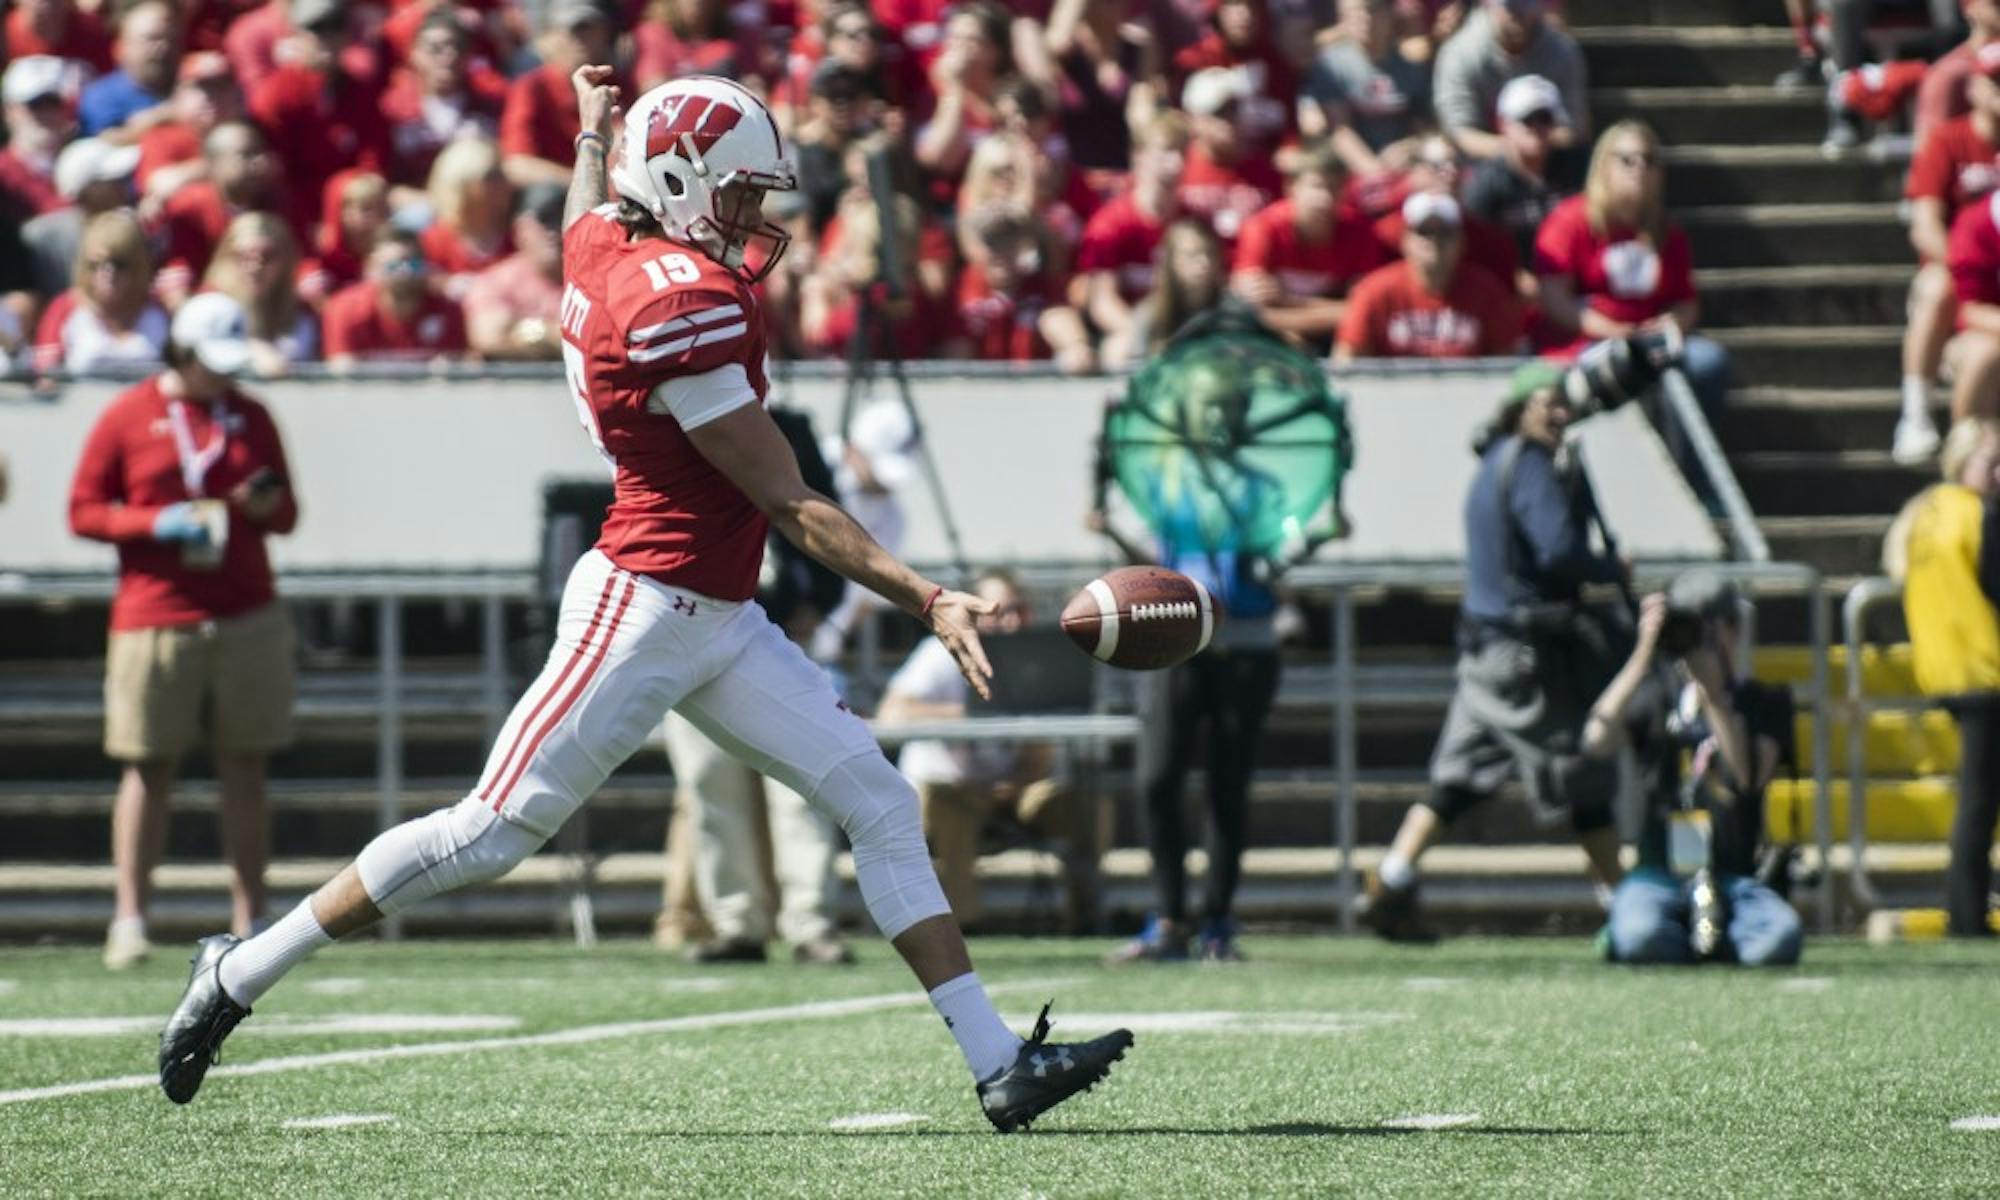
[1840,576,1909,913]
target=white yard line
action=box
[0,981,17,995]
[303,979,368,996]
[0,1015,522,1038]
[829,1112,929,1130]
[1950,1115,2000,1132]
[282,1113,397,1130]
[1776,977,1834,993]
[1381,1113,1482,1130]
[0,980,1060,1107]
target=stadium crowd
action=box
[0,0,1748,390]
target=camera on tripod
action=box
[1558,322,1685,419]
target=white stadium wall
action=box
[0,368,1719,577]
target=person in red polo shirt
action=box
[500,0,627,187]
[321,229,470,365]
[246,0,391,217]
[134,52,245,206]
[1080,110,1187,368]
[1898,42,2000,463]
[155,120,303,307]
[1945,191,2000,424]
[1230,142,1387,347]
[379,9,506,188]
[955,204,1095,370]
[67,293,300,970]
[1336,191,1522,361]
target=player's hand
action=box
[925,590,997,701]
[572,64,621,140]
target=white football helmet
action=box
[612,76,796,283]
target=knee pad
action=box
[810,752,950,940]
[356,798,547,918]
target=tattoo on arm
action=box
[564,143,609,232]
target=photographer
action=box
[1365,361,1626,940]
[1584,574,1802,967]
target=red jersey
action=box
[956,263,1057,361]
[67,375,298,631]
[1948,192,2000,309]
[502,63,634,168]
[4,7,114,73]
[1076,190,1170,303]
[1178,143,1282,247]
[560,205,773,601]
[1374,206,1521,287]
[1905,115,2000,223]
[420,221,513,281]
[1232,199,1386,300]
[249,64,392,212]
[1916,42,1978,141]
[135,122,203,193]
[321,280,469,360]
[1337,259,1523,359]
[1533,194,1696,355]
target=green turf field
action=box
[2,935,1996,1197]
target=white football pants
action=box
[358,549,947,939]
[661,710,840,946]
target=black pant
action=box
[1135,647,1280,924]
[1945,694,2000,936]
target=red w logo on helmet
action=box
[645,95,746,162]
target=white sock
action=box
[1595,881,1616,912]
[1901,375,1931,419]
[108,915,146,940]
[217,899,332,1007]
[927,972,1022,1082]
[1378,852,1416,891]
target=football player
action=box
[159,66,1131,1133]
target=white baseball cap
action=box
[171,292,254,378]
[1402,191,1462,229]
[1181,67,1250,118]
[54,137,142,200]
[3,56,76,107]
[1497,74,1568,126]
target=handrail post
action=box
[1843,578,1898,913]
[376,593,404,941]
[1334,585,1358,934]
[1807,573,1834,933]
[481,591,506,750]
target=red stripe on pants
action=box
[476,572,618,804]
[490,575,637,813]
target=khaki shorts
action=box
[104,602,297,761]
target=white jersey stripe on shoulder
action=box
[628,304,744,344]
[629,321,748,363]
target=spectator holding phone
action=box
[67,293,300,970]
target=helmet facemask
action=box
[691,170,792,285]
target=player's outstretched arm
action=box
[687,404,998,697]
[564,65,621,232]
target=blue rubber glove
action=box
[151,502,211,545]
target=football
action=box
[1060,566,1220,670]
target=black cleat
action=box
[158,934,251,1105]
[977,1003,1133,1133]
[1361,873,1440,944]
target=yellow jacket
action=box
[1903,484,2000,696]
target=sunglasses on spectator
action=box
[1418,154,1459,171]
[1616,151,1659,169]
[1410,221,1461,241]
[831,20,876,38]
[1520,110,1558,129]
[381,256,428,277]
[86,256,138,274]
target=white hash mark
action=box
[1951,1116,2000,1132]
[1381,1113,1482,1131]
[283,1114,397,1130]
[829,1112,929,1131]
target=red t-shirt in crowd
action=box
[4,6,114,72]
[1905,115,2000,224]
[1171,33,1297,149]
[1533,193,1696,355]
[1337,259,1523,359]
[0,148,64,217]
[1948,192,2000,309]
[1076,190,1172,303]
[182,0,265,51]
[502,62,633,168]
[1178,143,1282,247]
[420,220,513,282]
[1916,41,1979,141]
[633,22,764,89]
[67,375,298,631]
[955,262,1057,361]
[135,122,204,193]
[379,70,506,185]
[815,283,961,360]
[1373,206,1521,287]
[249,64,392,213]
[1232,199,1387,299]
[379,0,510,76]
[321,280,469,360]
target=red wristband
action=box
[920,585,944,618]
